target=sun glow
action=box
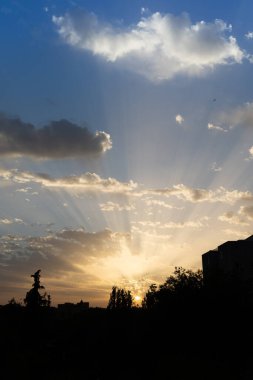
[134,295,141,303]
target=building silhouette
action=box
[58,300,89,315]
[202,235,253,300]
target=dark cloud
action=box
[0,115,112,158]
[0,228,129,304]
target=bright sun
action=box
[134,295,141,302]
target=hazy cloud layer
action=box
[0,115,112,158]
[99,201,135,212]
[218,211,249,226]
[147,184,253,204]
[219,102,253,128]
[0,228,131,304]
[134,217,208,231]
[53,11,245,82]
[1,168,253,205]
[0,229,129,278]
[240,205,253,219]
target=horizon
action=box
[1,0,253,307]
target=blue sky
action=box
[1,0,253,306]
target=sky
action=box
[1,0,253,306]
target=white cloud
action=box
[175,114,184,124]
[210,162,222,172]
[0,218,24,225]
[99,201,135,212]
[144,199,177,209]
[141,7,149,15]
[53,11,245,82]
[249,146,253,157]
[2,168,253,205]
[245,32,253,39]
[0,169,137,194]
[208,123,227,132]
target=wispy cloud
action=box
[2,168,253,205]
[0,169,137,194]
[147,184,253,204]
[210,162,222,172]
[0,114,112,159]
[219,102,253,128]
[208,123,227,132]
[239,205,253,219]
[218,211,249,226]
[0,228,131,304]
[53,11,245,82]
[0,218,25,225]
[245,31,253,39]
[135,218,208,230]
[99,201,135,212]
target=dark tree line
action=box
[107,286,133,309]
[142,267,203,309]
[106,267,204,310]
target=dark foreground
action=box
[1,302,252,380]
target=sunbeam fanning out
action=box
[1,1,253,306]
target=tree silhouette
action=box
[24,269,51,309]
[107,286,133,310]
[142,267,203,309]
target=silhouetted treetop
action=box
[24,269,51,309]
[107,286,133,310]
[142,267,203,309]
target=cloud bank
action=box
[2,168,253,205]
[53,10,245,81]
[0,115,112,158]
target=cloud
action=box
[245,32,253,39]
[223,229,249,238]
[0,228,130,277]
[0,228,131,303]
[219,102,253,128]
[175,114,184,124]
[0,218,24,225]
[208,123,227,132]
[249,146,253,156]
[0,169,137,194]
[53,11,245,82]
[0,115,112,158]
[210,162,222,172]
[148,184,253,204]
[2,168,253,205]
[218,211,249,226]
[133,216,208,231]
[99,201,135,212]
[144,199,177,209]
[239,205,253,219]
